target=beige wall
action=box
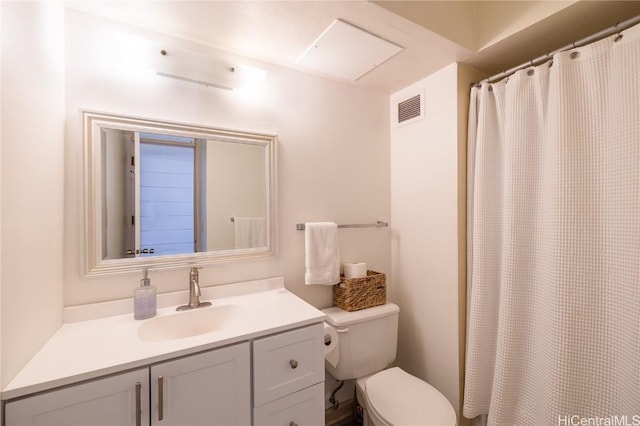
[390,62,460,414]
[389,62,483,420]
[62,9,391,308]
[0,2,66,388]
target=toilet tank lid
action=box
[322,303,399,327]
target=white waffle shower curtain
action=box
[463,22,640,426]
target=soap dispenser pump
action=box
[134,269,157,320]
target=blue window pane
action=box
[140,143,194,255]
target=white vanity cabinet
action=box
[4,342,250,426]
[4,368,150,426]
[1,281,327,426]
[252,323,325,426]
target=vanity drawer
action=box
[253,382,324,426]
[253,323,324,406]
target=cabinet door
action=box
[150,342,251,426]
[5,368,149,426]
[253,383,324,426]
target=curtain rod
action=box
[471,14,640,87]
[295,221,388,231]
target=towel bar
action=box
[296,221,388,231]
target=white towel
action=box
[233,217,266,249]
[305,222,341,285]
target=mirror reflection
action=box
[85,111,275,275]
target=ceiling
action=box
[65,1,640,94]
[457,1,640,76]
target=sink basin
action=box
[138,304,239,342]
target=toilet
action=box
[322,303,457,426]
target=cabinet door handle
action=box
[158,375,164,421]
[289,359,298,369]
[135,382,142,426]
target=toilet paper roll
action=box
[323,322,339,368]
[343,262,367,279]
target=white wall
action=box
[389,62,482,420]
[0,2,66,387]
[62,9,390,309]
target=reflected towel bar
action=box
[296,221,388,231]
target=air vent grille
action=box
[397,94,421,123]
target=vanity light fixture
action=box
[155,70,235,91]
[154,48,238,90]
[112,34,267,93]
[153,47,267,93]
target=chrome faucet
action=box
[176,267,212,311]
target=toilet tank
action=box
[322,303,399,381]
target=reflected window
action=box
[139,135,196,256]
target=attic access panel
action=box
[297,19,403,81]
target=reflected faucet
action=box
[176,267,212,311]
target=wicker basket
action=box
[333,270,386,312]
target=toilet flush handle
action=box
[336,327,349,333]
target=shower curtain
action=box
[463,22,640,426]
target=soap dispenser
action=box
[134,269,157,320]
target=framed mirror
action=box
[83,111,276,275]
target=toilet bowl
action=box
[322,303,456,426]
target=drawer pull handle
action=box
[135,382,142,426]
[158,375,164,421]
[290,422,298,426]
[289,359,298,369]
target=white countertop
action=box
[2,277,325,400]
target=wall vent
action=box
[394,90,424,127]
[398,94,421,123]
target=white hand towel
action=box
[233,217,267,249]
[305,222,341,285]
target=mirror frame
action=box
[83,110,276,276]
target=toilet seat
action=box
[363,367,457,426]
